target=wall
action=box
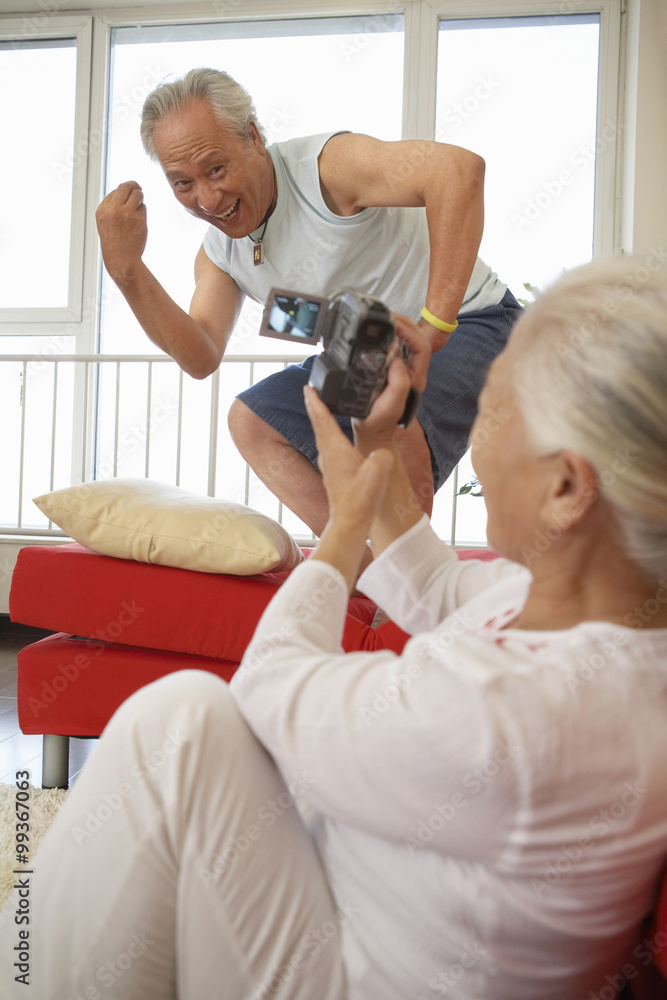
[1,536,69,617]
[621,0,667,255]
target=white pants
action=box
[0,671,346,999]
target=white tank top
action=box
[203,132,506,320]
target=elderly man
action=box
[96,68,522,534]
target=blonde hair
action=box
[511,255,667,582]
[140,68,266,160]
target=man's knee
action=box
[228,398,284,457]
[228,397,257,451]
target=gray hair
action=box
[140,68,266,160]
[510,254,667,583]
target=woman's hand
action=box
[304,385,394,589]
[352,343,415,458]
[391,312,432,393]
[303,314,430,585]
[305,386,394,533]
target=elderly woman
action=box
[6,257,667,999]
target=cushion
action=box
[10,543,496,663]
[10,543,406,662]
[32,478,304,575]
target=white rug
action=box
[0,783,68,908]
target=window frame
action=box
[413,0,622,257]
[0,15,93,327]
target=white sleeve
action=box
[202,226,233,275]
[230,556,521,860]
[358,514,525,634]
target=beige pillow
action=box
[33,478,304,575]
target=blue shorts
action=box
[236,288,524,492]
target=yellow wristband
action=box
[421,306,458,333]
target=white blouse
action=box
[231,515,667,999]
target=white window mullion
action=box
[593,0,622,256]
[66,17,93,326]
[81,14,114,357]
[403,0,439,139]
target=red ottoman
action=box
[9,543,415,786]
[10,542,495,786]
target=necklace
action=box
[249,217,269,266]
[248,165,277,266]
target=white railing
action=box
[0,353,485,547]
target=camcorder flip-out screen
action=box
[259,290,328,345]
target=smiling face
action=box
[152,98,276,238]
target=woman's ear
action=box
[542,451,599,533]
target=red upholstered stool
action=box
[17,634,241,737]
[10,543,420,786]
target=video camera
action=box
[259,287,420,427]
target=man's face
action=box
[152,98,274,238]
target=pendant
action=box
[253,240,264,266]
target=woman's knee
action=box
[106,670,237,742]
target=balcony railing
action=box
[0,353,485,547]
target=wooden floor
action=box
[0,616,95,787]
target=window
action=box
[0,2,623,545]
[431,11,607,544]
[100,15,405,354]
[436,13,601,296]
[95,15,405,522]
[0,18,91,325]
[0,40,76,309]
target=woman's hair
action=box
[140,68,266,160]
[511,255,667,583]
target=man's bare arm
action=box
[318,134,485,350]
[96,181,242,379]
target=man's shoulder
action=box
[202,223,233,269]
[270,131,351,165]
